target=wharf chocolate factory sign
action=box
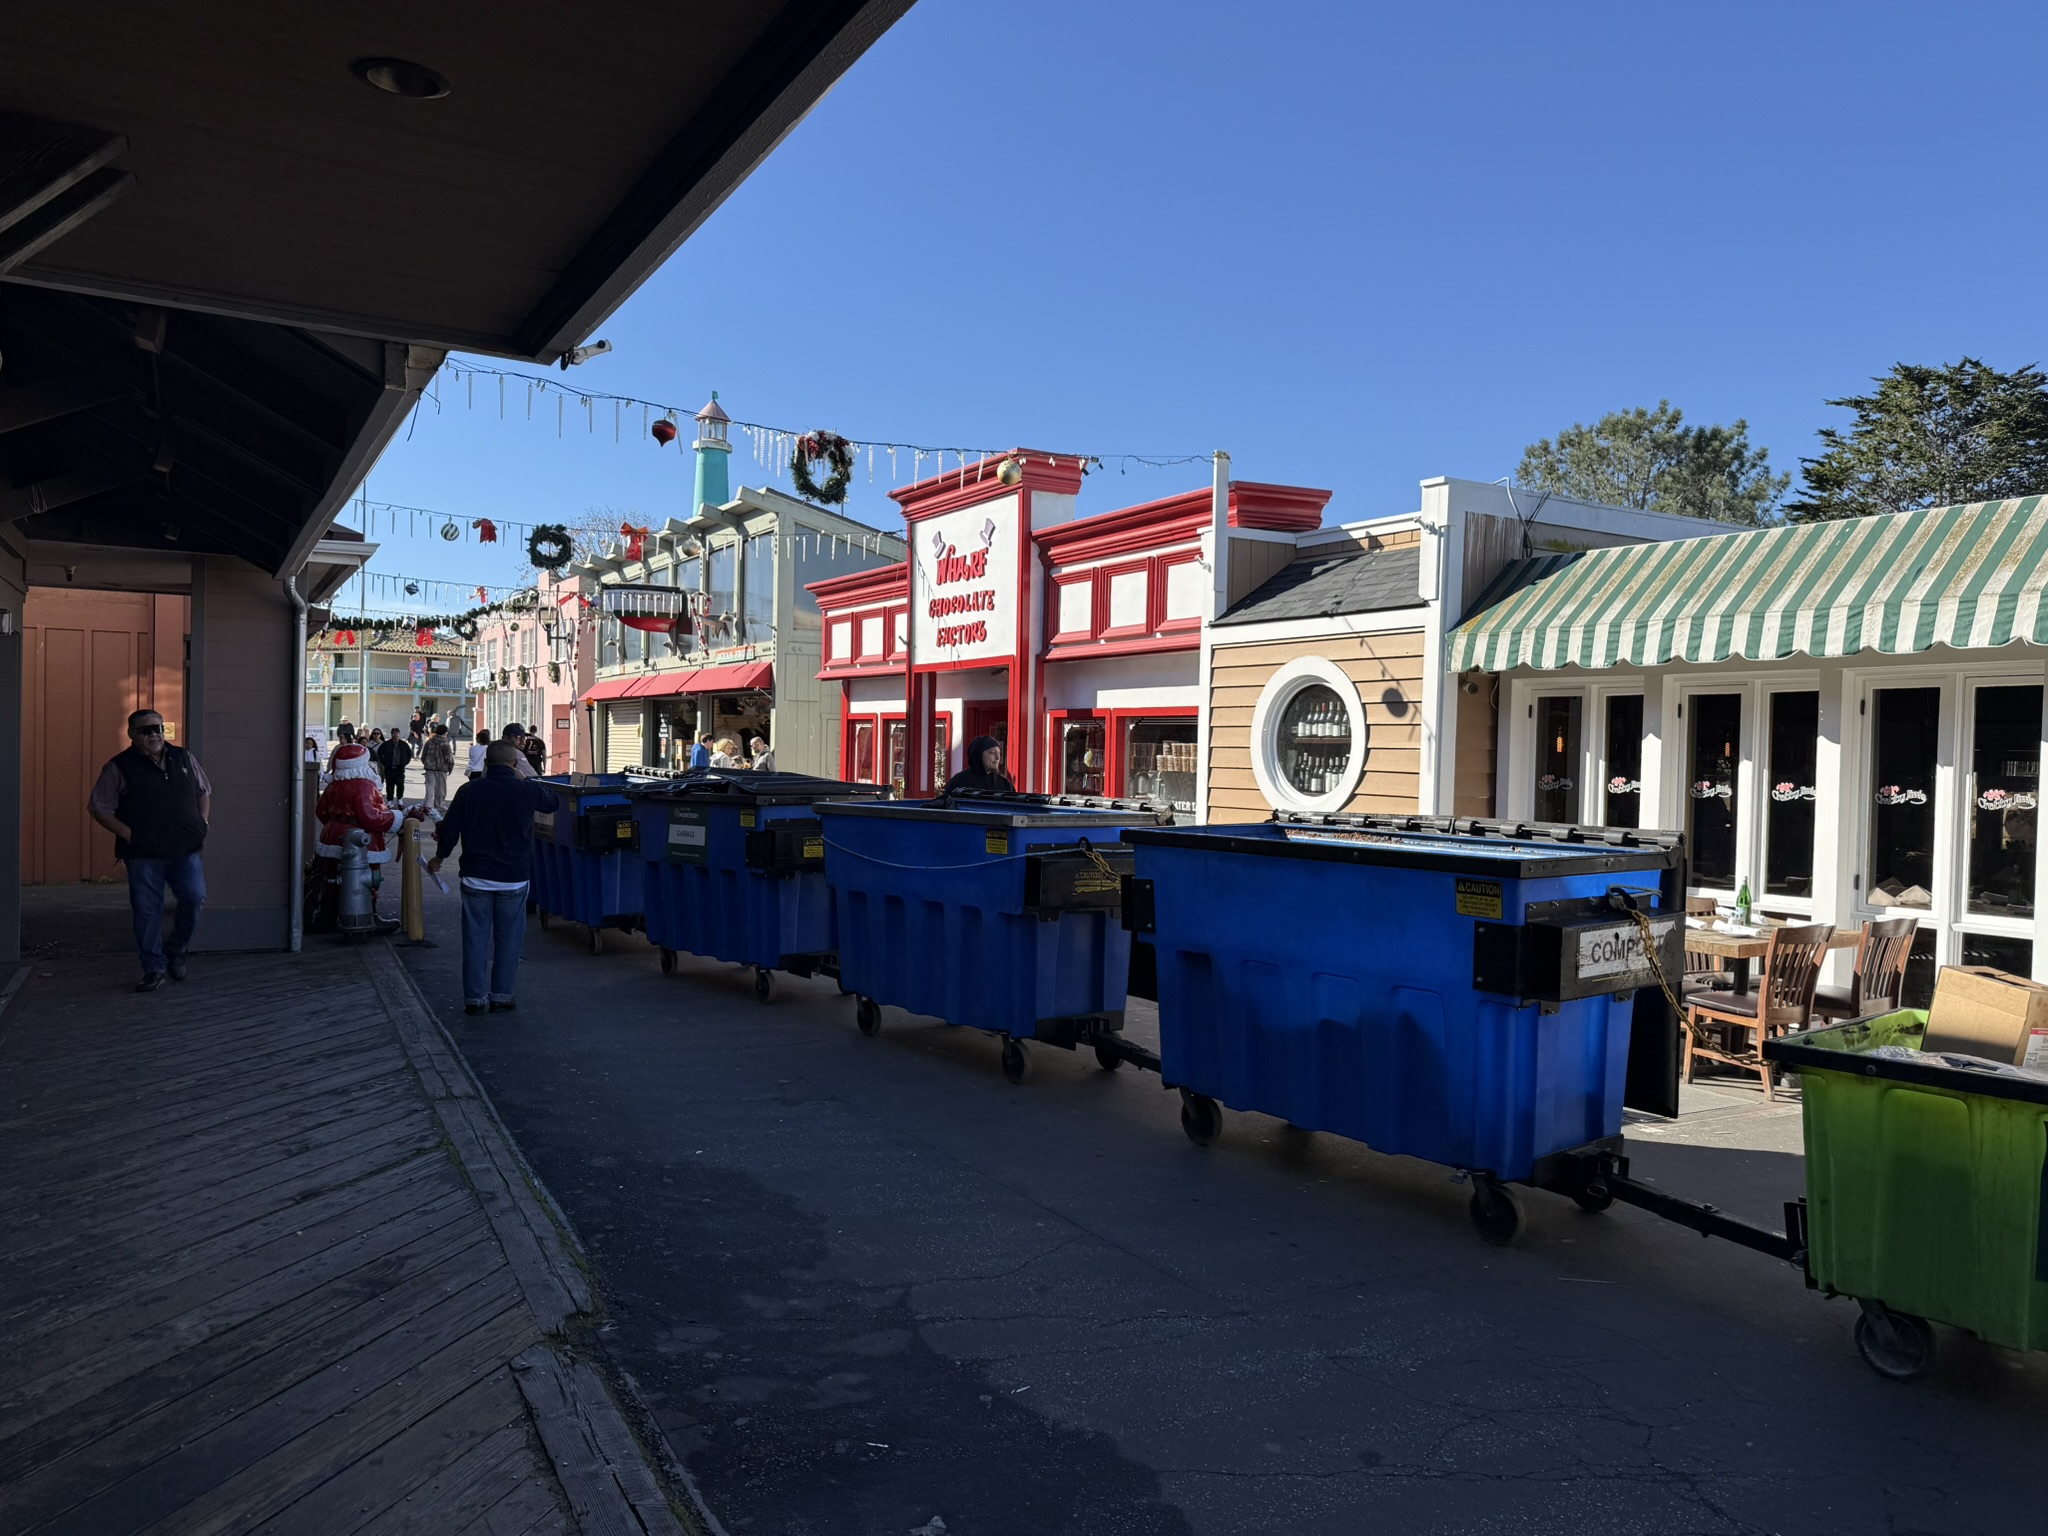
[911,494,1019,666]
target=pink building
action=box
[467,568,596,773]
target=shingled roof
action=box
[1215,545,1425,626]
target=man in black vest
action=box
[88,708,212,991]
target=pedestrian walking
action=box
[328,722,356,773]
[429,741,560,1014]
[498,723,541,779]
[315,741,401,926]
[375,729,414,802]
[747,732,774,772]
[409,709,426,749]
[88,708,210,991]
[467,728,490,781]
[518,728,548,777]
[303,736,321,766]
[710,736,741,767]
[689,732,712,769]
[419,723,455,812]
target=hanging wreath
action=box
[453,616,481,641]
[790,430,854,505]
[528,523,574,572]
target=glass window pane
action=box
[1967,685,2041,919]
[1686,693,1742,888]
[1279,685,1354,799]
[1901,928,1938,1009]
[1127,718,1200,814]
[1957,932,2032,977]
[1602,695,1643,828]
[1062,719,1106,795]
[886,721,907,797]
[1532,696,1581,823]
[1764,692,1819,897]
[851,721,875,784]
[1869,687,1940,909]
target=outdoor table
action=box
[1684,918,1858,995]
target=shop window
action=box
[860,614,883,656]
[1868,686,1939,909]
[1601,695,1642,828]
[1280,685,1352,799]
[1061,718,1106,795]
[1534,696,1581,824]
[1901,928,1938,1009]
[1966,685,2041,920]
[886,721,907,797]
[1957,932,2032,977]
[1764,691,1819,898]
[850,720,876,784]
[1126,718,1199,814]
[1686,693,1742,888]
[932,717,951,789]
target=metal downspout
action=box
[286,573,307,953]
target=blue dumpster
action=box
[1121,813,1685,1240]
[530,774,645,953]
[628,771,888,1001]
[819,793,1172,1081]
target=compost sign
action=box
[910,494,1019,667]
[1576,919,1676,980]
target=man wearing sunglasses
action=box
[88,708,212,991]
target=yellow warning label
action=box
[739,809,757,828]
[802,836,824,861]
[985,829,1010,856]
[1455,878,1503,920]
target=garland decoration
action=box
[453,616,481,641]
[528,523,573,572]
[790,430,855,505]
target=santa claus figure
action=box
[316,741,400,866]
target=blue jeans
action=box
[127,852,206,976]
[461,884,528,1004]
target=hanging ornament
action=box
[453,616,481,641]
[439,521,460,541]
[651,414,679,447]
[528,523,574,573]
[790,430,854,505]
[472,518,499,543]
[403,580,420,596]
[475,586,489,604]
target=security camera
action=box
[558,339,613,368]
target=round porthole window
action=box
[1249,656,1368,814]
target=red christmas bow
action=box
[621,522,649,562]
[472,518,499,543]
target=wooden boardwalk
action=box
[0,891,682,1536]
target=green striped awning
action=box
[1447,496,2048,672]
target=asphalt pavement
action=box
[393,882,2048,1536]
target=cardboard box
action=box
[1923,965,2048,1066]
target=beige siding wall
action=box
[1206,630,1426,823]
[1453,674,1498,817]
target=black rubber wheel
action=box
[1468,1179,1525,1246]
[1855,1306,1936,1381]
[538,910,551,930]
[1000,1037,1029,1084]
[753,968,777,1004]
[1093,1043,1124,1071]
[855,996,881,1036]
[1179,1089,1222,1146]
[659,947,676,976]
[588,926,603,956]
[1572,1176,1614,1214]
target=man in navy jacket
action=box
[429,741,559,1013]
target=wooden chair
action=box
[1812,916,1918,1021]
[1682,896,1729,993]
[1684,922,1834,1100]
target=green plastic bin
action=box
[1768,1010,2048,1377]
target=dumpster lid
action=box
[539,772,643,792]
[1120,818,1682,880]
[1272,811,1684,853]
[625,769,890,806]
[943,789,1178,825]
[817,795,1171,830]
[1765,1012,2048,1107]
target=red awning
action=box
[633,661,774,697]
[576,676,641,703]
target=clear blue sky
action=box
[349,0,2048,609]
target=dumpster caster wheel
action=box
[1855,1303,1935,1381]
[659,948,676,976]
[588,927,604,956]
[753,968,777,1004]
[1468,1179,1524,1246]
[1093,1043,1124,1071]
[855,997,881,1036]
[1000,1037,1029,1084]
[1571,1176,1614,1214]
[1179,1090,1222,1146]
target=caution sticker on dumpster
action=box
[803,836,825,861]
[739,809,757,828]
[1455,878,1503,919]
[986,829,1010,855]
[1577,919,1675,980]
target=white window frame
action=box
[1754,678,1824,919]
[1249,655,1370,815]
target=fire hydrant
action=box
[337,828,376,936]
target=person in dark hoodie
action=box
[944,734,1015,795]
[429,741,560,1014]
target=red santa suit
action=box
[316,742,400,863]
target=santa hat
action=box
[329,742,379,781]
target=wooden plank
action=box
[349,1423,537,1536]
[451,1472,570,1536]
[0,1220,497,1483]
[1210,631,1426,670]
[241,1369,532,1536]
[511,1346,682,1536]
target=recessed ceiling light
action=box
[350,57,450,100]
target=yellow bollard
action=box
[400,817,426,942]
